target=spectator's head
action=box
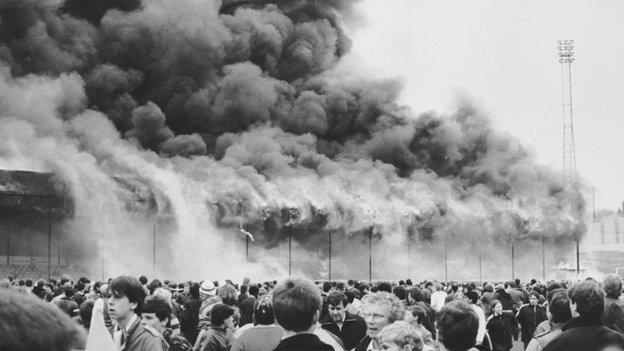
[141,295,172,333]
[491,299,503,315]
[464,291,479,305]
[210,303,236,329]
[79,300,94,330]
[406,304,428,326]
[327,291,349,324]
[436,300,478,351]
[548,291,572,324]
[253,294,274,325]
[199,280,216,300]
[393,285,408,301]
[63,284,74,298]
[568,280,604,318]
[362,291,405,338]
[25,279,33,288]
[0,289,86,351]
[138,275,148,285]
[217,284,237,306]
[603,273,623,298]
[240,284,248,294]
[322,281,332,293]
[528,291,539,306]
[108,276,146,323]
[378,281,392,293]
[273,278,322,332]
[376,320,424,351]
[189,282,200,299]
[248,284,260,298]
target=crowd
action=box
[2,274,624,351]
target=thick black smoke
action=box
[0,0,586,279]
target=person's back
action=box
[231,294,283,351]
[0,288,86,351]
[272,278,333,351]
[542,281,624,351]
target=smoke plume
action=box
[0,0,585,281]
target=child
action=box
[375,321,427,351]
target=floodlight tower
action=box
[558,39,580,275]
[558,39,577,186]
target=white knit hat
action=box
[199,280,216,299]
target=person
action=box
[355,291,405,351]
[54,283,79,317]
[142,295,194,351]
[602,273,624,333]
[320,291,367,350]
[376,320,426,351]
[542,280,624,351]
[430,283,447,312]
[436,300,480,351]
[0,288,87,351]
[231,295,283,351]
[238,284,250,307]
[485,300,518,351]
[272,278,333,351]
[405,304,434,348]
[464,290,486,348]
[198,280,222,330]
[108,275,166,351]
[198,303,236,351]
[181,282,202,344]
[515,291,547,349]
[525,291,572,351]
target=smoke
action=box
[0,0,585,281]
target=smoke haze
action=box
[0,0,585,281]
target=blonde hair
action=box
[376,321,423,351]
[362,291,405,322]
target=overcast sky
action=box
[340,0,624,212]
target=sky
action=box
[340,0,624,212]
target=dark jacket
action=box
[603,295,624,333]
[273,333,333,351]
[516,304,547,343]
[120,316,166,351]
[542,314,624,351]
[181,296,202,344]
[320,312,367,350]
[354,335,371,351]
[486,312,518,351]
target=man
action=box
[542,280,624,351]
[0,288,86,351]
[238,284,250,307]
[320,291,367,350]
[516,291,547,349]
[525,291,572,351]
[272,278,333,351]
[355,291,405,351]
[430,283,447,312]
[603,273,624,333]
[142,295,193,351]
[464,291,486,348]
[108,275,165,351]
[54,283,79,317]
[198,280,222,329]
[436,300,480,351]
[231,295,283,351]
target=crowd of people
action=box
[2,273,624,351]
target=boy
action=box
[376,321,425,351]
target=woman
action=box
[486,300,518,351]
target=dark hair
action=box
[406,279,413,286]
[142,296,172,323]
[25,279,33,287]
[326,291,349,307]
[344,289,359,304]
[549,291,572,324]
[189,282,200,299]
[253,295,274,325]
[393,285,407,301]
[139,276,148,285]
[79,300,95,330]
[409,286,425,303]
[436,300,479,351]
[603,273,623,298]
[240,284,248,294]
[110,276,146,313]
[408,304,428,325]
[322,281,332,293]
[210,303,235,326]
[273,278,322,332]
[63,285,75,298]
[0,289,86,351]
[528,291,539,300]
[249,285,259,298]
[465,291,479,304]
[377,281,392,293]
[568,281,604,317]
